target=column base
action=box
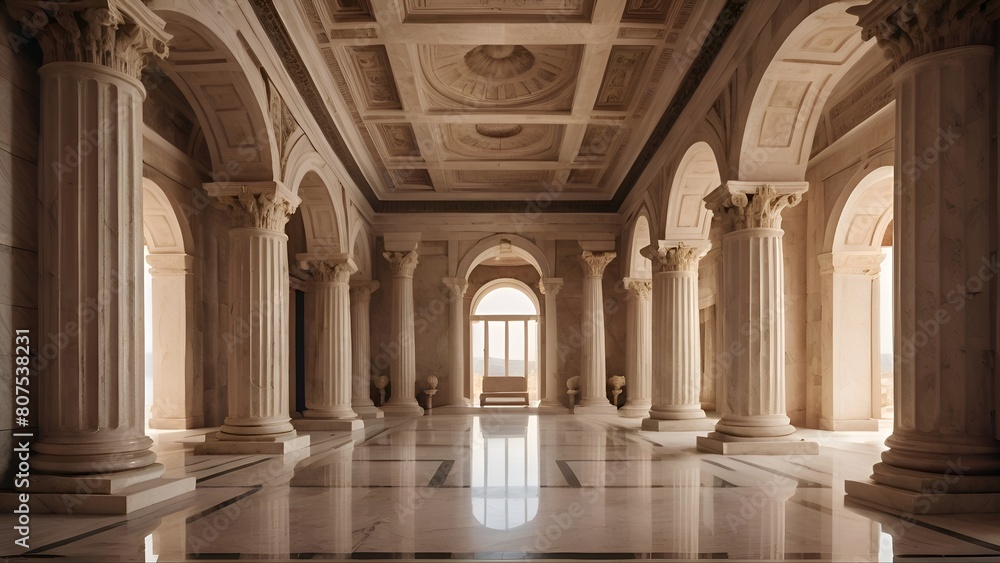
[148,415,205,430]
[194,433,311,455]
[381,402,425,417]
[537,404,571,414]
[618,401,652,419]
[642,417,715,432]
[696,432,819,455]
[353,405,385,420]
[0,464,195,515]
[573,402,619,415]
[293,418,364,431]
[818,417,879,431]
[846,479,1000,515]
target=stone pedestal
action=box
[381,248,425,416]
[537,278,568,412]
[350,280,383,420]
[0,0,194,514]
[619,279,652,418]
[640,243,714,431]
[574,251,618,415]
[697,183,818,455]
[146,253,204,429]
[845,1,1000,514]
[195,183,309,455]
[293,254,363,432]
[443,278,470,407]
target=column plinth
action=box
[845,1,1000,513]
[574,251,618,415]
[696,183,818,455]
[619,278,652,418]
[381,249,424,416]
[350,280,383,420]
[195,183,310,455]
[293,255,363,432]
[0,0,195,514]
[538,278,569,412]
[641,242,714,431]
[442,278,470,408]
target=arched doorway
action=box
[471,415,540,529]
[470,280,540,407]
[820,165,894,430]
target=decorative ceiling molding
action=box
[248,0,747,214]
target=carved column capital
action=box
[848,0,996,68]
[623,278,652,300]
[579,251,616,278]
[642,241,711,273]
[442,277,468,299]
[299,254,357,284]
[538,277,564,297]
[704,182,807,232]
[205,182,301,232]
[6,0,170,79]
[383,249,419,278]
[350,280,380,303]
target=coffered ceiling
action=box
[257,0,735,212]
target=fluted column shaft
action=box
[382,249,424,416]
[302,257,358,420]
[14,0,170,474]
[442,278,468,407]
[538,278,564,409]
[575,251,617,414]
[619,279,652,418]
[350,280,380,415]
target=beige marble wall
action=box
[0,12,39,485]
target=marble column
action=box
[294,254,363,431]
[195,183,310,455]
[146,253,204,430]
[0,0,197,515]
[442,278,469,407]
[846,0,1000,514]
[350,280,383,420]
[818,252,884,431]
[574,251,618,415]
[381,248,424,416]
[537,278,567,411]
[641,242,715,431]
[619,278,652,418]
[697,183,818,455]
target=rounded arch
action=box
[471,279,541,317]
[350,219,374,280]
[736,1,873,182]
[150,2,278,182]
[283,136,349,254]
[625,208,653,279]
[663,142,722,241]
[825,160,894,253]
[142,177,194,255]
[458,234,552,280]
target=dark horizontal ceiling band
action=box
[249,0,747,214]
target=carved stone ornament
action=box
[641,242,710,273]
[6,0,170,79]
[217,191,299,232]
[350,280,380,303]
[579,251,616,278]
[383,250,419,278]
[306,259,358,284]
[707,185,803,232]
[624,279,652,299]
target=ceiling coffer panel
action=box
[346,45,403,111]
[402,0,594,23]
[419,44,582,111]
[440,124,563,161]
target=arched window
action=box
[470,280,540,406]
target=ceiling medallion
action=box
[463,45,536,79]
[474,124,523,138]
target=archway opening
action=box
[471,415,540,529]
[470,281,540,407]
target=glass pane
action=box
[527,320,538,378]
[508,321,525,376]
[474,286,537,315]
[472,321,485,377]
[488,321,506,376]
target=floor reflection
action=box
[3,414,1000,561]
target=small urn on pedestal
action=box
[608,375,625,408]
[374,374,390,406]
[424,375,439,413]
[566,376,581,410]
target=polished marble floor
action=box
[3,412,1000,562]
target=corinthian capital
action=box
[442,277,468,299]
[641,241,710,273]
[205,182,301,232]
[299,254,357,284]
[6,0,170,79]
[579,251,616,278]
[704,182,807,232]
[350,280,380,303]
[848,0,995,68]
[383,249,419,278]
[623,278,652,300]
